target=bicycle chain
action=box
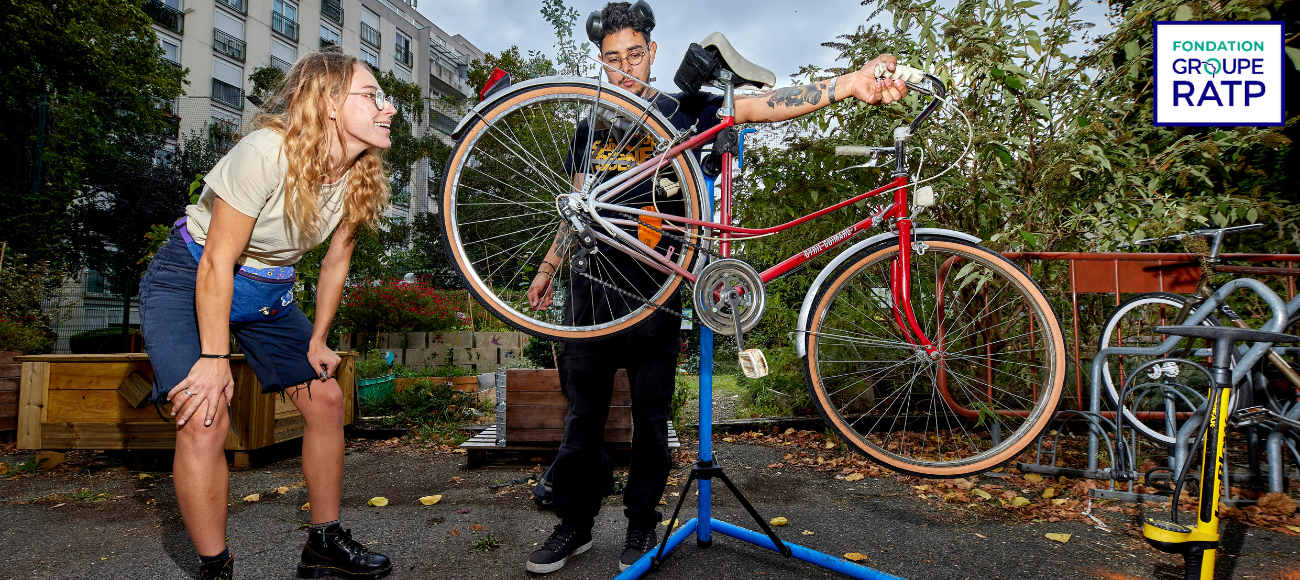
[575,270,687,320]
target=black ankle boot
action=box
[297,524,392,579]
[198,554,234,579]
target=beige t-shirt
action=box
[185,128,349,268]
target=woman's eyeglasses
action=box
[348,89,393,111]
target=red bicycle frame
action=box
[586,114,939,355]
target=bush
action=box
[522,336,558,369]
[335,278,464,333]
[366,376,479,430]
[0,253,70,337]
[0,319,52,353]
[70,327,140,354]
[735,346,810,417]
[354,350,395,380]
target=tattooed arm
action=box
[735,54,909,124]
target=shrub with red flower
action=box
[334,277,465,333]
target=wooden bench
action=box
[16,353,356,467]
[460,368,678,466]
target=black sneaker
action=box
[527,524,593,574]
[198,554,234,580]
[297,524,392,579]
[619,523,658,571]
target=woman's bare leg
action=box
[174,408,231,556]
[290,378,345,524]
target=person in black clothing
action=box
[523,2,910,573]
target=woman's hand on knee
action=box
[307,340,341,383]
[169,358,235,427]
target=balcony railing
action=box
[395,45,412,68]
[271,12,299,42]
[143,0,184,34]
[211,78,244,110]
[321,0,343,25]
[213,29,246,62]
[360,22,381,48]
[216,0,247,15]
[161,56,181,69]
[320,37,337,50]
[271,56,292,72]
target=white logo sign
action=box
[1154,21,1284,126]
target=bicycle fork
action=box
[889,219,940,359]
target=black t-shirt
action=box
[563,90,725,329]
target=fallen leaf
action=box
[470,524,484,531]
[137,473,152,480]
[52,503,66,508]
[301,502,311,511]
[1023,473,1044,483]
[662,519,679,528]
[1011,497,1031,507]
[1045,533,1071,543]
[243,494,260,502]
[1258,492,1298,517]
[419,495,442,506]
[1042,487,1056,498]
[723,437,735,443]
[914,485,931,492]
[770,517,788,526]
[1286,525,1300,533]
[825,441,837,449]
[974,533,987,539]
[0,463,6,476]
[845,473,864,482]
[367,497,389,507]
[448,477,464,484]
[953,478,973,490]
[457,509,469,514]
[451,528,459,536]
[844,552,869,562]
[1052,498,1068,506]
[275,486,291,495]
[146,499,156,505]
[801,530,815,536]
[100,557,108,561]
[972,489,993,500]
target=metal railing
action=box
[321,0,343,25]
[360,22,381,48]
[395,45,413,68]
[211,78,244,110]
[143,0,183,34]
[213,29,246,62]
[271,56,292,72]
[320,37,337,49]
[271,11,299,42]
[216,0,247,15]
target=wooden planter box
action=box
[15,353,356,461]
[0,351,21,433]
[460,369,678,465]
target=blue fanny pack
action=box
[176,217,297,323]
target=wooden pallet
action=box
[459,368,680,465]
[15,353,356,465]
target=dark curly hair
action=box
[600,2,651,47]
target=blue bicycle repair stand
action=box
[613,171,904,580]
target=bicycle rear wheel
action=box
[439,79,705,342]
[802,235,1066,478]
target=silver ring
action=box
[184,390,194,396]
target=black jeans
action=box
[551,311,681,531]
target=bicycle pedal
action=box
[1232,406,1270,428]
[738,349,768,378]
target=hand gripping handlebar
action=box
[873,62,946,134]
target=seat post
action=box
[717,70,735,118]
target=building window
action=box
[360,7,381,48]
[394,32,412,69]
[271,39,297,71]
[360,47,379,69]
[159,37,180,66]
[272,0,299,42]
[320,0,343,25]
[319,23,340,49]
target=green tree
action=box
[0,0,186,266]
[467,46,558,96]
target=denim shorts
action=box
[139,227,320,403]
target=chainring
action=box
[693,258,765,336]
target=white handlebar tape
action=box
[835,146,874,157]
[873,63,926,84]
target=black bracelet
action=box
[199,353,231,359]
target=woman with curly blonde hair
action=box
[139,50,395,580]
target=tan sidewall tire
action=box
[804,237,1066,477]
[440,83,702,342]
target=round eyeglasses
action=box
[348,89,393,110]
[603,48,647,70]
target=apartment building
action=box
[143,0,484,217]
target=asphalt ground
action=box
[1,437,1298,580]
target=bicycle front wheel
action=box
[802,235,1066,477]
[1099,292,1219,447]
[439,78,705,342]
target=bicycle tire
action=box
[438,79,705,342]
[802,235,1066,477]
[1098,292,1220,447]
